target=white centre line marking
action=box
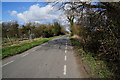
[66,44,67,47]
[65,50,67,53]
[2,60,15,67]
[22,53,29,57]
[63,65,67,75]
[65,46,67,50]
[65,55,67,61]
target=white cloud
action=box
[10,11,17,16]
[10,4,68,25]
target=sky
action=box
[2,2,46,22]
[2,2,68,25]
[1,0,113,24]
[2,0,118,2]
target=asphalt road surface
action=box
[2,35,82,78]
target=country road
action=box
[2,35,85,78]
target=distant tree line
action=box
[2,21,67,44]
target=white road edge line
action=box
[2,60,15,67]
[63,65,67,75]
[42,43,46,45]
[65,55,67,61]
[43,42,48,45]
[33,50,36,51]
[33,46,41,51]
[22,53,29,57]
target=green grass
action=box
[2,37,57,59]
[2,38,28,47]
[70,37,113,78]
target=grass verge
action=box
[70,38,113,78]
[2,36,58,59]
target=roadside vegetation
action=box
[2,36,58,59]
[2,21,67,46]
[71,38,113,78]
[2,21,67,59]
[63,2,120,78]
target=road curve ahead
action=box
[2,35,81,78]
